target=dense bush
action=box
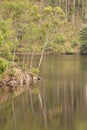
[79,24,87,54]
[0,58,8,74]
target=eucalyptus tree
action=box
[38,6,66,68]
[0,0,66,70]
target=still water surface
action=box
[0,55,87,130]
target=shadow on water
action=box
[0,55,87,130]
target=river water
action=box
[0,55,87,130]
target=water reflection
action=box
[0,55,87,130]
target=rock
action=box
[0,67,38,92]
[0,82,3,87]
[0,67,40,104]
[37,76,41,80]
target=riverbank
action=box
[0,67,39,104]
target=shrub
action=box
[30,67,39,75]
[79,24,87,53]
[71,39,78,48]
[0,58,8,74]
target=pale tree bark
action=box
[13,41,17,65]
[22,52,26,66]
[67,0,69,17]
[38,32,48,69]
[66,0,68,20]
[78,0,81,11]
[85,9,87,23]
[30,49,34,68]
[40,0,44,13]
[58,0,61,7]
[27,54,29,67]
[72,0,75,24]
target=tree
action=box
[0,19,15,61]
[79,24,87,53]
[0,58,8,74]
[38,6,66,68]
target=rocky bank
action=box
[0,67,39,104]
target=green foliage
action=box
[0,58,8,74]
[0,0,67,57]
[71,39,78,48]
[44,0,87,22]
[30,67,40,75]
[64,45,73,54]
[54,34,66,44]
[79,24,87,53]
[1,46,13,61]
[53,7,65,16]
[44,6,52,13]
[0,21,7,33]
[43,6,66,28]
[9,68,16,76]
[0,31,4,46]
[0,19,15,61]
[0,0,81,60]
[32,88,39,95]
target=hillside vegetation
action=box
[0,0,87,74]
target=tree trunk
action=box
[72,0,75,24]
[12,41,17,65]
[23,53,26,66]
[85,9,87,23]
[66,0,68,20]
[38,32,48,69]
[30,49,34,68]
[40,0,44,13]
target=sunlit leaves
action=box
[40,5,67,54]
[0,0,67,55]
[0,18,15,60]
[0,21,7,33]
[0,58,8,74]
[44,6,52,13]
[0,31,4,46]
[43,6,66,30]
[53,7,64,15]
[32,5,39,12]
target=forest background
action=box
[0,0,87,75]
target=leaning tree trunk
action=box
[38,32,48,69]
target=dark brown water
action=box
[0,55,87,130]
